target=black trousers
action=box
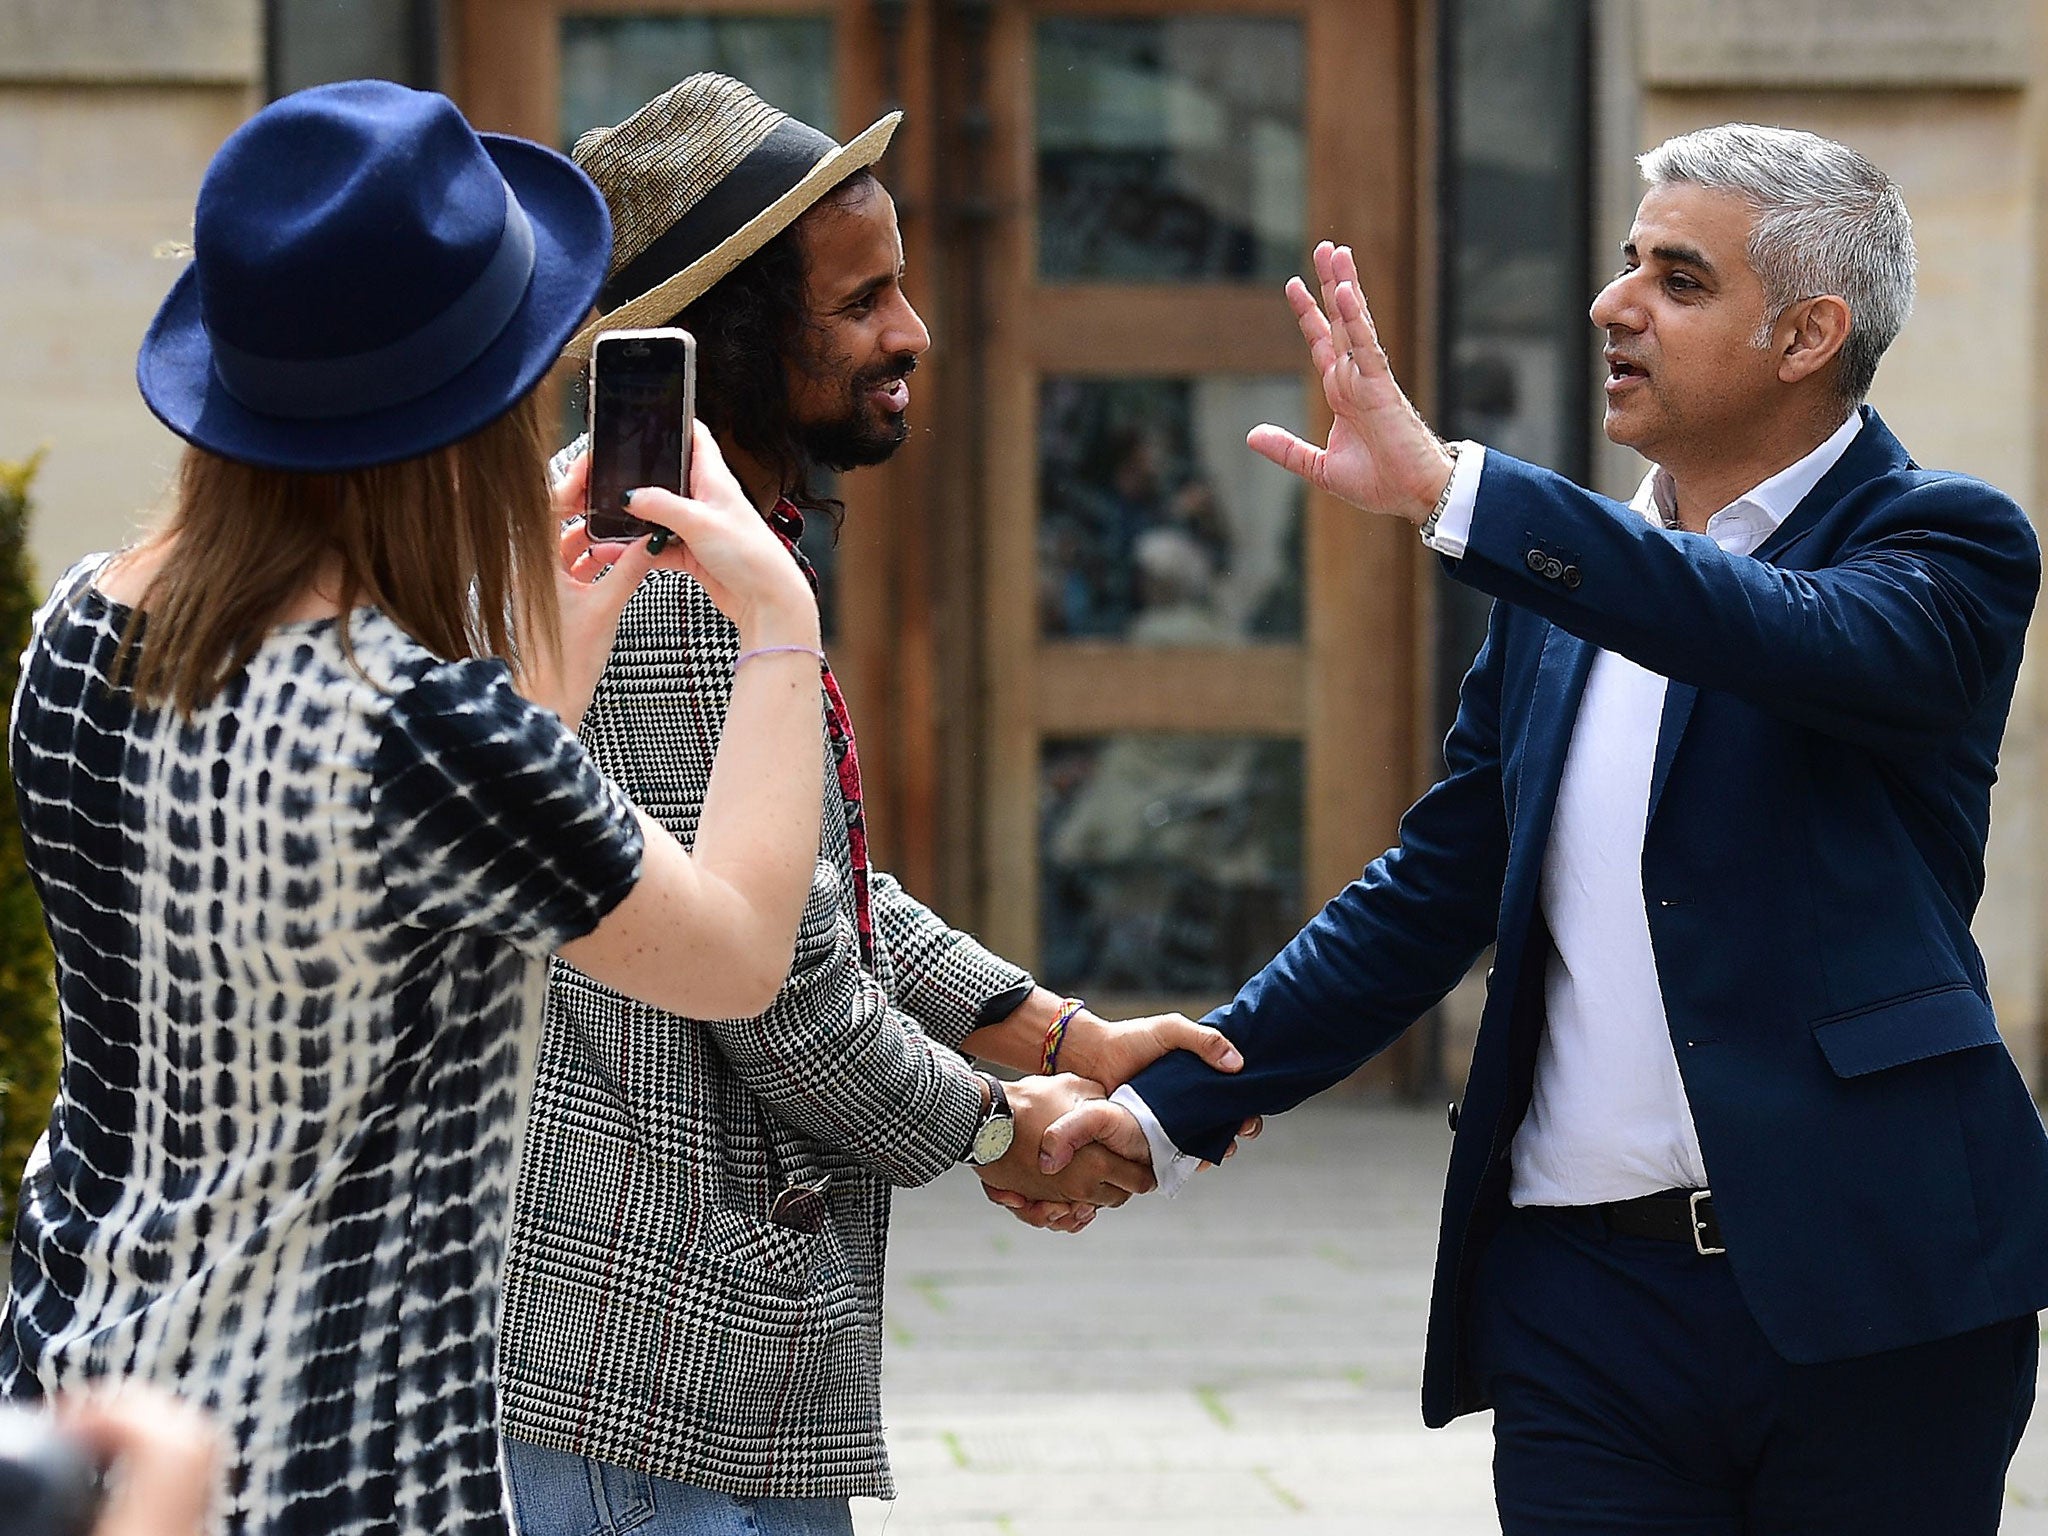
[1472,1204,2038,1534]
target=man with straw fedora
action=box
[496,74,1249,1536]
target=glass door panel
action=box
[1037,375,1304,643]
[1040,734,1303,995]
[1436,0,1590,733]
[559,16,835,141]
[1034,16,1305,282]
[995,4,1321,1012]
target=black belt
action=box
[1598,1189,1725,1256]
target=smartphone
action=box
[583,326,696,543]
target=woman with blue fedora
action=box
[0,80,827,1536]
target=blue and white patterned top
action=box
[1,558,645,1536]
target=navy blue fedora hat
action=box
[137,79,611,472]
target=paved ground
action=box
[855,1099,2048,1535]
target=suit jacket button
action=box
[1543,557,1565,580]
[1525,549,1547,572]
[1446,1101,1461,1132]
[1561,565,1582,589]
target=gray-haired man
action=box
[1050,121,2048,1533]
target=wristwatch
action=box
[1419,441,1461,545]
[963,1072,1016,1166]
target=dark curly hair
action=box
[663,170,881,526]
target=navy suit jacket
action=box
[1134,408,2048,1426]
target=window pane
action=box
[1038,377,1304,642]
[559,16,834,148]
[1040,736,1302,995]
[1035,18,1304,283]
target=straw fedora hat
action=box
[565,73,899,360]
[138,80,609,472]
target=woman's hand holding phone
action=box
[519,447,684,729]
[584,327,694,537]
[527,424,818,731]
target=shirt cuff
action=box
[1421,441,1486,559]
[1110,1085,1200,1200]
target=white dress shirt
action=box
[1118,411,1862,1202]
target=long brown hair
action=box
[118,395,559,713]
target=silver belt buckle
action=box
[1690,1188,1726,1256]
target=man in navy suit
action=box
[1041,123,2048,1530]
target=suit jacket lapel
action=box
[1516,622,1597,847]
[1647,681,1697,825]
[1497,619,1595,956]
[1526,623,1691,842]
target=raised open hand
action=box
[1246,241,1453,525]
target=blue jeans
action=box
[501,1436,854,1536]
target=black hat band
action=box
[209,181,537,421]
[600,116,839,315]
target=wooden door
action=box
[453,0,1430,1072]
[974,0,1424,1045]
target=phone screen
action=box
[585,329,695,541]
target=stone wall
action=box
[0,3,260,586]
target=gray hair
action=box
[1638,123,1914,404]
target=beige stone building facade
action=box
[0,1,261,589]
[9,0,2048,1088]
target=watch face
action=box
[971,1113,1016,1166]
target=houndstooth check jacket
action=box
[497,519,1029,1498]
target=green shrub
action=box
[0,451,59,1234]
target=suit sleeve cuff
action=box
[1421,441,1486,559]
[1110,1085,1200,1200]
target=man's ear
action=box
[1777,294,1852,386]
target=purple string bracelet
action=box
[734,643,826,672]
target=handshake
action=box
[968,1010,1259,1235]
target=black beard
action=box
[798,355,917,472]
